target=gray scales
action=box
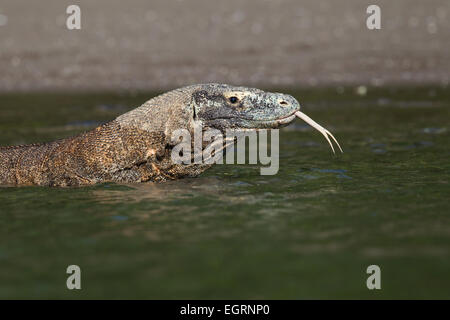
[0,84,342,187]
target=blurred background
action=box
[1,0,450,299]
[0,0,449,92]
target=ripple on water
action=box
[296,168,352,180]
[312,168,352,179]
[422,127,447,134]
[96,104,129,112]
[370,143,387,154]
[403,141,434,150]
[369,140,434,153]
[64,120,102,129]
[111,215,129,221]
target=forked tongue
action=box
[294,111,343,154]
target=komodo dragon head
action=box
[192,83,300,130]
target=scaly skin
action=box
[0,83,300,186]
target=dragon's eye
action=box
[229,96,238,104]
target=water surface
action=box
[0,87,449,298]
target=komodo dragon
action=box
[0,83,342,186]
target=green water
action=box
[0,87,449,299]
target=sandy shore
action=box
[0,0,449,92]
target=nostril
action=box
[280,101,288,105]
